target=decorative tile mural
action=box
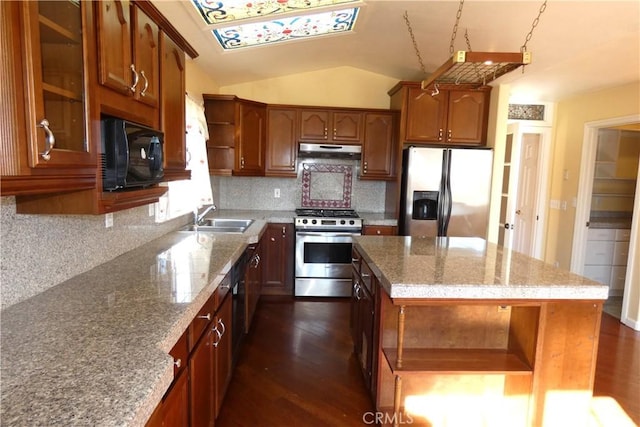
[191,0,359,25]
[212,8,359,49]
[508,104,546,121]
[301,163,352,208]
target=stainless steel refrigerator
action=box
[399,146,493,238]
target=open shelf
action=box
[43,82,82,102]
[382,347,532,375]
[39,15,81,44]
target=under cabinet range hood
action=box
[298,143,362,159]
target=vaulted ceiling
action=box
[152,0,640,102]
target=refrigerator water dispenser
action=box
[412,191,438,220]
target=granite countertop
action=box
[1,209,404,426]
[0,221,269,427]
[354,236,609,300]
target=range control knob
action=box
[302,219,308,224]
[349,220,355,225]
[312,219,317,225]
[340,220,346,225]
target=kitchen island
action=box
[352,236,609,427]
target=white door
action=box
[513,133,541,256]
[499,124,545,257]
[498,123,522,250]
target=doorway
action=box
[498,123,551,259]
[572,114,640,330]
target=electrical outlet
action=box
[105,213,113,228]
[274,188,280,198]
[148,204,154,217]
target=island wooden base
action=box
[374,293,603,427]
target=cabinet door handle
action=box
[217,318,226,337]
[197,313,211,321]
[282,226,286,236]
[38,119,55,161]
[139,70,149,96]
[173,358,181,369]
[129,64,139,93]
[438,129,443,141]
[270,237,276,242]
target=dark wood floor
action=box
[217,298,640,426]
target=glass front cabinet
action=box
[1,0,96,195]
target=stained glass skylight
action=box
[192,0,359,25]
[213,8,359,50]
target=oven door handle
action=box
[296,232,360,237]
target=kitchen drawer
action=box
[584,240,614,265]
[170,329,189,377]
[213,273,232,312]
[189,293,215,351]
[360,260,375,295]
[609,266,627,291]
[583,265,612,286]
[352,247,362,273]
[615,229,631,241]
[587,228,616,241]
[613,241,630,266]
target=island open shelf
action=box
[382,348,533,375]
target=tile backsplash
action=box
[301,162,353,208]
[213,158,386,212]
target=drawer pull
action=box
[197,313,211,321]
[174,358,181,369]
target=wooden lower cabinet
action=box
[262,223,294,295]
[213,293,233,417]
[190,327,214,427]
[244,240,263,333]
[147,278,234,426]
[351,247,378,396]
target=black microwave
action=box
[101,116,164,191]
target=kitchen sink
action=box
[180,219,254,233]
[200,218,253,228]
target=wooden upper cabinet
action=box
[360,112,396,180]
[299,108,362,144]
[204,95,266,177]
[237,101,266,176]
[160,31,188,181]
[405,86,447,142]
[96,1,159,125]
[333,111,362,143]
[96,0,132,94]
[299,109,330,141]
[132,8,159,108]
[389,81,491,146]
[0,0,96,196]
[266,107,297,177]
[446,90,489,145]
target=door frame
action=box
[503,123,552,259]
[572,114,640,330]
[570,114,640,272]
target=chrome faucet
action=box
[193,204,216,227]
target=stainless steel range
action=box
[294,208,363,297]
